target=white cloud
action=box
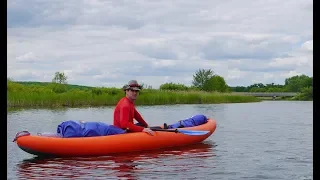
[301,40,313,52]
[16,52,37,63]
[7,0,313,88]
[226,68,249,81]
[152,60,177,68]
[269,56,311,68]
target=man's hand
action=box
[143,128,155,136]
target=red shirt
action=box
[113,97,148,132]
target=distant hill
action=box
[15,81,94,90]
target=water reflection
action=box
[16,142,216,179]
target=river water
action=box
[7,101,313,180]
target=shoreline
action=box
[9,80,311,110]
[7,101,262,112]
[7,90,262,109]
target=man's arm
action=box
[134,108,148,127]
[120,105,144,132]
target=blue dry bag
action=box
[167,114,208,129]
[57,120,126,138]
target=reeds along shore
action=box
[7,82,261,108]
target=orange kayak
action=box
[14,118,217,157]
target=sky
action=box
[7,0,313,89]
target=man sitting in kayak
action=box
[113,80,155,136]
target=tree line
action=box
[8,69,313,100]
[159,69,230,92]
[158,69,312,100]
[159,69,312,91]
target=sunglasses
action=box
[129,84,141,88]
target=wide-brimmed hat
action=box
[123,80,142,91]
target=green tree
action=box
[285,75,312,92]
[230,86,248,92]
[51,71,68,93]
[52,72,68,84]
[247,83,265,91]
[192,69,214,90]
[294,86,313,100]
[202,75,229,92]
[249,87,266,92]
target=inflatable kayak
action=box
[13,118,217,157]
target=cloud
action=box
[7,0,313,88]
[16,52,38,63]
[301,40,313,52]
[200,34,299,60]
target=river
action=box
[7,101,313,180]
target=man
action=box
[113,80,155,136]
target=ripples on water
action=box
[15,142,217,180]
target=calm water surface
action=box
[7,101,313,180]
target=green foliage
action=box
[285,75,312,92]
[202,75,229,92]
[6,69,313,108]
[135,91,260,105]
[52,71,68,84]
[228,74,313,100]
[7,79,261,108]
[191,69,229,92]
[49,83,68,93]
[247,83,265,91]
[248,85,287,93]
[91,87,103,95]
[230,86,248,92]
[91,87,122,96]
[192,69,214,90]
[265,87,287,92]
[188,86,200,91]
[15,81,51,86]
[249,87,266,92]
[15,81,93,90]
[7,80,26,92]
[160,82,189,91]
[293,86,313,100]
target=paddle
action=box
[150,128,209,136]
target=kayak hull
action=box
[15,118,217,157]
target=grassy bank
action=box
[8,90,261,108]
[7,81,261,108]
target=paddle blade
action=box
[177,130,210,136]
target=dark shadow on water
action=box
[16,141,217,179]
[7,107,31,113]
[7,105,115,113]
[7,106,70,113]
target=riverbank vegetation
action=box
[157,70,312,101]
[7,69,312,108]
[7,70,261,108]
[229,74,313,101]
[7,84,260,108]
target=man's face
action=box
[126,89,139,101]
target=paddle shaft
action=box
[149,128,209,135]
[150,128,178,133]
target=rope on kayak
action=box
[12,131,30,142]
